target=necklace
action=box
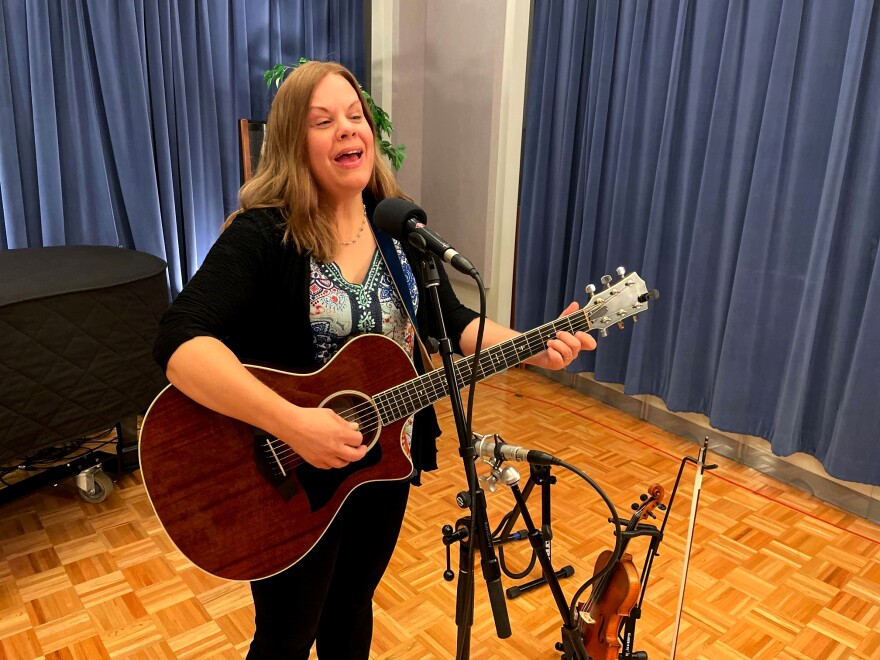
[338,205,368,246]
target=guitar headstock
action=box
[584,267,659,337]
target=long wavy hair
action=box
[224,61,404,261]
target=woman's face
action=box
[306,73,374,203]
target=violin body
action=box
[575,483,665,660]
[578,550,640,660]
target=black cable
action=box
[548,458,624,626]
[0,427,117,472]
[497,540,537,580]
[489,462,538,580]
[457,271,487,660]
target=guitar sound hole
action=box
[325,392,380,448]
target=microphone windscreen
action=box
[373,198,427,239]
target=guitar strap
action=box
[372,224,436,372]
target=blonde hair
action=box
[224,61,405,261]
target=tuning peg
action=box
[646,511,656,519]
[585,283,596,298]
[617,321,625,330]
[637,288,661,303]
[640,494,648,501]
[632,314,638,323]
[599,328,608,338]
[600,274,612,288]
[658,503,667,511]
[616,266,626,279]
[631,503,639,511]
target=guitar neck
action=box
[374,310,592,425]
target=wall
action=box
[375,0,530,324]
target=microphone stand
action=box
[417,253,510,658]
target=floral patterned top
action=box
[309,239,419,449]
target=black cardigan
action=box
[154,202,479,473]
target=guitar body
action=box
[139,334,418,582]
[139,271,655,583]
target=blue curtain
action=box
[0,0,364,293]
[516,0,880,485]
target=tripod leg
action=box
[452,520,473,658]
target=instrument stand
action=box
[495,463,575,599]
[594,439,717,660]
[605,524,664,660]
[505,472,590,660]
[418,254,510,660]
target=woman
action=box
[154,61,595,659]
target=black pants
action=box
[246,478,411,660]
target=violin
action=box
[576,483,665,660]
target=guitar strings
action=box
[266,322,593,468]
[264,312,598,468]
[267,312,598,465]
[267,313,593,460]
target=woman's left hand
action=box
[527,302,597,370]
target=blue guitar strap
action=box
[371,221,434,372]
[373,224,418,329]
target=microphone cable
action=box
[456,270,487,660]
[553,458,625,629]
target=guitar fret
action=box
[374,394,389,425]
[389,389,406,420]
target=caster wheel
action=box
[79,470,114,503]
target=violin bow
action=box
[669,437,712,658]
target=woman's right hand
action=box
[278,406,367,470]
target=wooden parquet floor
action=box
[1,368,879,659]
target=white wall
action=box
[374,0,530,326]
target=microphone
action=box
[473,436,558,466]
[373,198,477,276]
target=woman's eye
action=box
[351,115,362,121]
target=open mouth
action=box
[334,150,363,165]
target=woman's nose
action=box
[338,119,357,140]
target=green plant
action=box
[264,58,406,171]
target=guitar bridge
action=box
[252,428,383,513]
[253,431,299,501]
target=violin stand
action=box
[494,463,576,599]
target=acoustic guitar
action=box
[139,270,656,581]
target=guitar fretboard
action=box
[372,309,598,425]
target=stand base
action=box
[555,624,590,660]
[506,565,574,599]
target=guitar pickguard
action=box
[295,444,382,512]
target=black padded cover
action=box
[0,246,169,463]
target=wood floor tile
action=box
[32,609,96,655]
[0,368,877,658]
[0,627,43,659]
[74,570,132,609]
[43,634,111,660]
